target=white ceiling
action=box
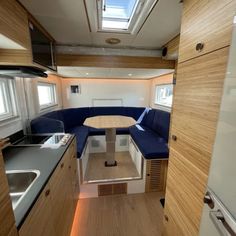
[57,67,174,79]
[19,0,182,49]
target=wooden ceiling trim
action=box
[56,54,175,69]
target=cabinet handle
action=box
[69,165,71,169]
[147,174,150,176]
[61,163,64,168]
[196,42,204,52]
[73,155,76,159]
[172,135,177,141]
[45,189,50,197]
[164,215,169,222]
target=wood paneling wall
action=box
[163,0,236,235]
[162,35,180,60]
[56,54,175,69]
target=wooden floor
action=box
[84,152,140,182]
[70,192,164,236]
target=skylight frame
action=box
[97,0,142,33]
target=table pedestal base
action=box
[105,128,117,167]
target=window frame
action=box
[0,77,18,122]
[154,83,174,108]
[97,0,142,33]
[37,82,57,111]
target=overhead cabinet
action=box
[0,0,56,71]
[179,0,236,63]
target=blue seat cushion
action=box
[124,107,145,120]
[43,111,64,123]
[89,106,125,117]
[152,110,170,141]
[141,109,155,129]
[62,107,90,131]
[67,126,89,158]
[89,127,105,136]
[31,117,65,134]
[89,127,129,136]
[129,125,169,159]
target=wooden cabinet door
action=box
[163,47,230,235]
[19,183,56,236]
[0,153,17,236]
[179,0,236,63]
[0,0,32,65]
[50,157,68,236]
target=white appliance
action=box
[199,16,236,236]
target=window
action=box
[37,82,57,109]
[101,0,139,30]
[0,78,18,121]
[155,84,173,108]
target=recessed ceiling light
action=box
[86,73,89,75]
[128,73,132,76]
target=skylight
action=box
[101,0,139,30]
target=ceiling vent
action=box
[105,38,121,45]
[85,0,159,35]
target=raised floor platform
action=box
[84,152,140,183]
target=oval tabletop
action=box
[84,115,136,129]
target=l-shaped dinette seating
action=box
[31,107,170,161]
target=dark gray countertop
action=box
[2,138,73,228]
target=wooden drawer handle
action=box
[61,163,64,168]
[73,155,76,159]
[164,215,169,222]
[147,174,150,176]
[69,165,71,169]
[196,42,204,52]
[45,189,50,197]
[172,135,177,141]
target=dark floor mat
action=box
[160,198,165,208]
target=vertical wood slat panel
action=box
[145,160,168,192]
[164,47,230,236]
[98,183,127,196]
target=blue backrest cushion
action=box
[31,117,65,134]
[89,106,125,117]
[124,107,145,120]
[61,107,90,130]
[141,109,155,129]
[152,109,170,141]
[43,111,64,122]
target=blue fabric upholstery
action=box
[30,107,170,159]
[124,107,146,120]
[62,107,90,131]
[67,126,89,158]
[129,125,169,159]
[31,117,65,134]
[141,109,156,129]
[152,110,170,141]
[89,106,125,117]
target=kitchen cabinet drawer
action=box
[19,183,56,236]
[179,0,236,63]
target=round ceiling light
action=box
[105,38,121,45]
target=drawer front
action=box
[179,0,236,62]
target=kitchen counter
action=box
[2,136,74,228]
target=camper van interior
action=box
[0,0,236,235]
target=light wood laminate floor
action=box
[70,192,164,236]
[84,152,140,182]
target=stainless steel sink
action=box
[6,170,40,210]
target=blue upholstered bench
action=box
[30,107,170,160]
[129,109,170,159]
